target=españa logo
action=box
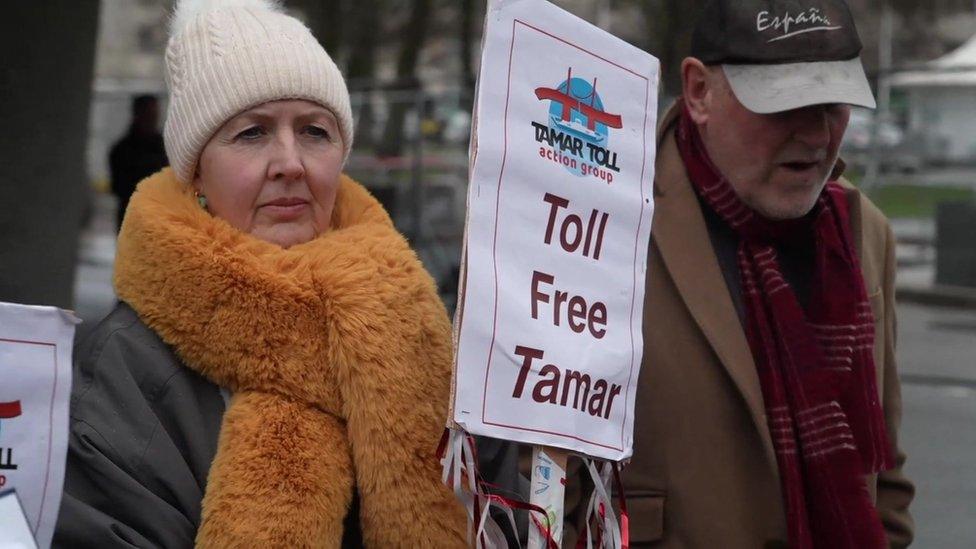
[756,8,842,43]
[0,400,21,487]
[531,67,622,184]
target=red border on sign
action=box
[480,19,652,453]
[0,338,59,535]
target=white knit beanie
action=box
[164,0,353,183]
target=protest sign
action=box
[0,490,38,549]
[452,0,659,461]
[0,302,78,549]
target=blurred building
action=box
[891,34,976,165]
[849,0,976,68]
[85,0,976,196]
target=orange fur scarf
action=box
[114,168,467,548]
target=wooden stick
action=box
[527,445,569,548]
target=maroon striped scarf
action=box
[676,105,893,549]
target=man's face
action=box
[698,68,851,220]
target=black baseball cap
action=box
[690,0,876,113]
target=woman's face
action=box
[193,99,344,248]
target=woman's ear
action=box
[681,57,712,125]
[190,166,203,193]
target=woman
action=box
[53,0,466,547]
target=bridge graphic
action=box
[535,67,623,133]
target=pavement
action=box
[906,166,976,188]
[846,161,976,189]
[896,302,976,548]
[72,193,976,546]
[891,218,976,310]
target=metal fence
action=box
[345,87,473,306]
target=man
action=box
[109,95,167,231]
[620,0,914,547]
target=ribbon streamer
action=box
[575,459,629,549]
[439,428,559,549]
[439,429,629,548]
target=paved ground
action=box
[847,162,976,189]
[896,303,976,548]
[899,303,976,384]
[901,383,976,548]
[73,193,976,547]
[892,167,976,188]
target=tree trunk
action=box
[0,1,100,309]
[378,0,432,157]
[289,0,346,61]
[346,0,381,149]
[460,0,477,92]
[641,0,703,99]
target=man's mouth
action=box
[780,160,819,173]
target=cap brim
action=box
[722,58,877,114]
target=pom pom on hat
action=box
[164,0,353,183]
[169,0,283,37]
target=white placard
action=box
[0,302,78,549]
[453,0,659,461]
[0,490,39,549]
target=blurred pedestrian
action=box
[54,0,467,547]
[586,0,915,547]
[108,94,167,231]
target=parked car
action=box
[842,108,923,173]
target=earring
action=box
[195,190,208,209]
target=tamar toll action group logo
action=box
[0,400,22,488]
[531,67,622,183]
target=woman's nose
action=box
[268,134,305,181]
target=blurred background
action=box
[1,1,974,546]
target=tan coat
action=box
[616,104,915,548]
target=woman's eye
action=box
[236,126,265,140]
[305,125,331,140]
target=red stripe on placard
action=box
[0,401,21,419]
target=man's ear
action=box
[681,57,712,125]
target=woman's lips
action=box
[265,197,307,207]
[261,198,309,219]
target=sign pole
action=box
[527,445,569,548]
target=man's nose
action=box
[268,134,305,181]
[790,105,832,151]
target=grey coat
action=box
[52,303,363,548]
[53,303,520,548]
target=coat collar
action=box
[651,101,866,471]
